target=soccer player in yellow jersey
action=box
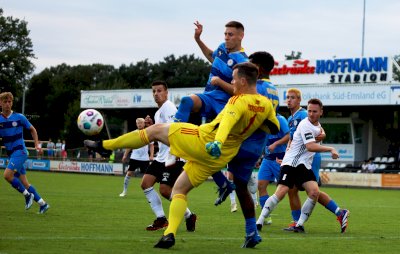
[84,62,279,249]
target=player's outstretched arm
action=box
[194,21,213,63]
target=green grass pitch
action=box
[1,170,399,254]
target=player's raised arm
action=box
[194,21,213,63]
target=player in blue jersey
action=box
[283,88,349,233]
[0,92,50,214]
[257,113,290,226]
[174,20,248,123]
[171,20,248,207]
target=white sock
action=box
[38,198,46,206]
[297,197,316,226]
[257,194,279,225]
[143,187,165,218]
[23,189,29,196]
[230,191,236,205]
[184,208,192,219]
[251,192,258,205]
[123,175,131,193]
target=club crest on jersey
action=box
[227,59,234,66]
[304,132,313,140]
[12,121,18,127]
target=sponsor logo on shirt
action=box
[304,132,313,140]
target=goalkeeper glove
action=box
[205,141,222,159]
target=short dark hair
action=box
[233,62,258,85]
[249,51,275,74]
[308,98,323,109]
[225,21,244,32]
[151,80,168,90]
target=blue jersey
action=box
[264,114,289,160]
[205,43,248,93]
[197,43,248,120]
[256,79,280,112]
[287,108,307,139]
[0,112,31,157]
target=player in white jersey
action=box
[141,81,197,232]
[256,98,339,232]
[119,118,154,197]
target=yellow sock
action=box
[164,194,187,236]
[103,129,149,150]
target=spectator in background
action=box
[37,140,43,159]
[47,138,55,158]
[61,140,67,160]
[55,139,62,158]
[361,160,369,173]
[367,159,377,173]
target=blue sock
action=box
[10,178,25,193]
[174,96,193,122]
[259,195,269,208]
[245,217,257,235]
[28,185,42,201]
[292,210,301,222]
[325,200,340,215]
[212,171,228,188]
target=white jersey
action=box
[130,144,150,161]
[154,100,177,162]
[281,117,321,169]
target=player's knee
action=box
[307,188,320,200]
[159,186,172,200]
[180,96,194,107]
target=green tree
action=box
[152,54,210,87]
[0,8,35,99]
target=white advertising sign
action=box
[271,56,393,85]
[50,160,123,175]
[320,172,381,187]
[81,88,204,108]
[277,85,392,106]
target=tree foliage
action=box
[0,8,35,99]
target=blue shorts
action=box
[258,158,280,182]
[196,89,231,119]
[312,153,321,182]
[7,153,28,175]
[227,130,267,182]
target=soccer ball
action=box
[77,109,104,136]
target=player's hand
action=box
[316,127,326,142]
[194,20,203,40]
[205,141,222,159]
[210,76,222,86]
[331,148,339,159]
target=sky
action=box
[2,0,400,74]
